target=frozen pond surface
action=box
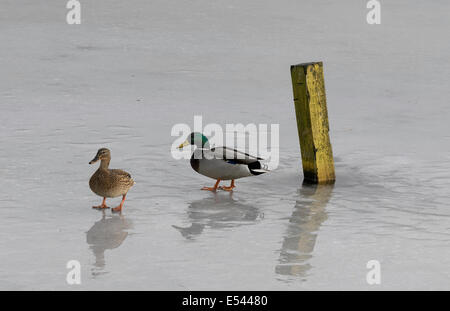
[0,0,449,290]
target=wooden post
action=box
[290,62,335,184]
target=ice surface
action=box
[0,0,449,290]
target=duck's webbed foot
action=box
[93,198,109,209]
[219,180,235,192]
[112,194,127,213]
[219,186,234,191]
[92,204,109,209]
[201,187,217,191]
[201,179,221,192]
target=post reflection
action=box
[173,192,262,240]
[276,183,334,279]
[86,211,131,276]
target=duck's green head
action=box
[178,132,209,149]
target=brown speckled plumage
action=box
[89,148,135,199]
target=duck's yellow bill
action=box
[178,140,190,149]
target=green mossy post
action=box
[290,62,335,184]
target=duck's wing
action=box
[210,146,263,165]
[111,169,131,178]
[110,169,135,185]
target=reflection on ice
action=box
[276,184,334,279]
[86,212,131,275]
[172,223,205,239]
[173,192,262,240]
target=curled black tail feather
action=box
[248,161,266,175]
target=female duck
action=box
[178,132,269,191]
[89,148,135,212]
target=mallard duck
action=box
[178,132,269,191]
[89,148,135,212]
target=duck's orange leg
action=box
[220,179,235,192]
[93,197,109,209]
[112,194,127,213]
[201,179,221,191]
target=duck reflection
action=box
[276,183,334,279]
[86,211,132,275]
[173,192,261,240]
